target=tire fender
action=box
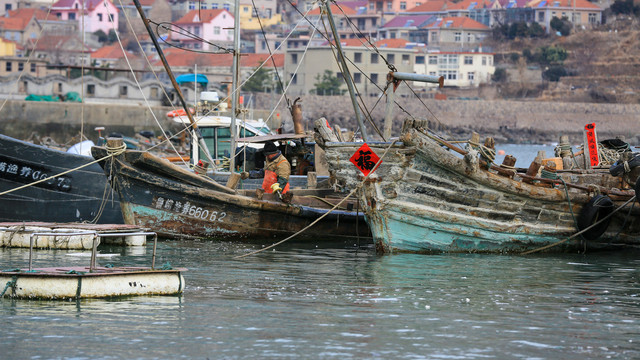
[577,195,614,241]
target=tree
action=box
[313,70,344,96]
[550,16,572,36]
[542,65,568,82]
[492,68,508,83]
[243,67,276,92]
[94,30,107,43]
[107,30,118,44]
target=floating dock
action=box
[0,230,186,299]
[0,222,150,249]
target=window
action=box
[212,3,218,8]
[194,26,200,36]
[467,33,472,42]
[439,70,457,80]
[354,73,361,83]
[69,13,76,20]
[538,12,545,22]
[430,32,438,42]
[18,63,24,71]
[151,87,158,98]
[370,73,378,84]
[120,86,128,96]
[468,72,474,80]
[357,19,365,28]
[428,56,437,64]
[387,54,395,63]
[109,14,114,22]
[5,4,11,11]
[387,1,392,10]
[402,54,409,64]
[291,74,297,85]
[354,52,362,63]
[98,13,103,21]
[369,2,374,10]
[371,53,379,64]
[454,32,461,42]
[291,53,298,63]
[464,56,473,65]
[6,62,11,72]
[30,63,36,72]
[390,31,396,39]
[416,56,425,64]
[400,1,406,9]
[58,83,63,92]
[214,26,221,35]
[189,1,196,9]
[201,3,207,9]
[87,84,95,95]
[223,3,230,10]
[482,56,487,66]
[589,13,597,23]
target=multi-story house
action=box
[527,0,602,32]
[116,0,172,36]
[377,14,434,42]
[423,16,490,50]
[169,0,233,21]
[0,8,76,46]
[416,49,495,87]
[51,0,119,35]
[26,34,91,66]
[238,0,282,31]
[283,38,417,96]
[172,9,234,51]
[444,0,498,26]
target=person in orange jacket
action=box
[241,141,291,202]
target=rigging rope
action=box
[235,140,398,259]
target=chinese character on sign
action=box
[349,143,381,176]
[584,123,599,167]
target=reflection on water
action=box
[1,240,639,359]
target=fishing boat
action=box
[92,137,368,242]
[0,230,185,299]
[316,114,640,254]
[0,134,123,224]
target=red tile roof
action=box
[527,0,601,9]
[91,44,137,60]
[308,3,357,15]
[408,0,449,12]
[0,17,26,31]
[175,9,231,23]
[8,8,53,21]
[158,49,283,68]
[375,38,409,48]
[447,0,495,10]
[428,16,489,29]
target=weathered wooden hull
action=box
[320,122,640,254]
[0,134,123,224]
[0,267,185,299]
[92,148,370,242]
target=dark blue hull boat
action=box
[0,134,123,224]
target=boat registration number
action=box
[153,197,227,222]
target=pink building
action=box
[51,0,119,34]
[172,9,234,51]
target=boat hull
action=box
[0,134,123,224]
[319,121,640,254]
[93,148,370,242]
[0,267,185,299]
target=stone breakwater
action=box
[256,94,640,144]
[1,98,639,145]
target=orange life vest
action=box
[262,158,290,194]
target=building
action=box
[377,14,434,41]
[116,0,172,36]
[423,16,490,49]
[172,9,234,51]
[527,0,602,32]
[50,0,119,35]
[416,49,495,87]
[237,0,282,31]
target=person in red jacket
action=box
[241,141,291,202]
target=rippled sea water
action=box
[1,238,639,360]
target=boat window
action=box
[198,127,217,162]
[216,127,232,158]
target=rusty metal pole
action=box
[323,0,368,142]
[132,0,215,166]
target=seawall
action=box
[2,98,640,145]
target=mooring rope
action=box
[0,142,126,197]
[234,140,398,259]
[0,276,17,298]
[521,195,636,255]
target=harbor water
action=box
[1,239,639,359]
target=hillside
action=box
[485,16,640,104]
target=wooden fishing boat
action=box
[317,118,640,254]
[91,138,370,242]
[0,134,123,224]
[0,231,185,299]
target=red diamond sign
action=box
[349,143,381,176]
